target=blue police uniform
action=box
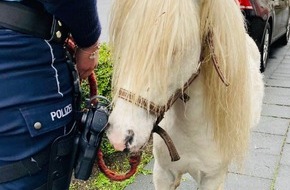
[0,0,101,189]
[0,28,73,190]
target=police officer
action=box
[0,0,101,189]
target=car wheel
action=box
[260,23,271,72]
[278,16,290,46]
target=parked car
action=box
[239,0,290,72]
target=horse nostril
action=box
[125,130,134,147]
[124,147,130,153]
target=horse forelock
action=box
[109,0,201,105]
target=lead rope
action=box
[89,75,141,181]
[89,72,141,181]
[88,72,141,181]
[65,36,141,181]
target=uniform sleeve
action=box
[39,0,101,48]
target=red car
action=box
[239,0,290,72]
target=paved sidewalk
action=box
[125,43,290,190]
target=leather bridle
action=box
[118,66,200,117]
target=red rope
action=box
[97,150,141,181]
[90,70,141,180]
[65,37,77,55]
[90,71,141,181]
[88,73,98,105]
[88,74,97,97]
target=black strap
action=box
[0,1,68,43]
[0,1,53,39]
[0,147,50,183]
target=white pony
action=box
[106,0,264,189]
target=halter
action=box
[118,66,200,117]
[117,32,229,162]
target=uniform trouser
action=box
[0,28,75,190]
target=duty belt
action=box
[0,147,50,183]
[0,123,76,188]
[0,0,68,43]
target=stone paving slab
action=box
[265,79,290,88]
[269,54,286,61]
[177,174,197,189]
[281,59,290,65]
[280,143,290,166]
[274,164,290,190]
[253,117,289,136]
[261,104,290,119]
[271,69,290,76]
[228,152,279,179]
[269,74,290,80]
[249,132,284,156]
[125,161,154,190]
[274,69,290,76]
[125,173,154,190]
[225,173,272,190]
[263,94,290,106]
[264,86,290,96]
[270,73,290,81]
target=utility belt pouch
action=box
[45,124,77,190]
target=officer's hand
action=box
[75,41,100,79]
